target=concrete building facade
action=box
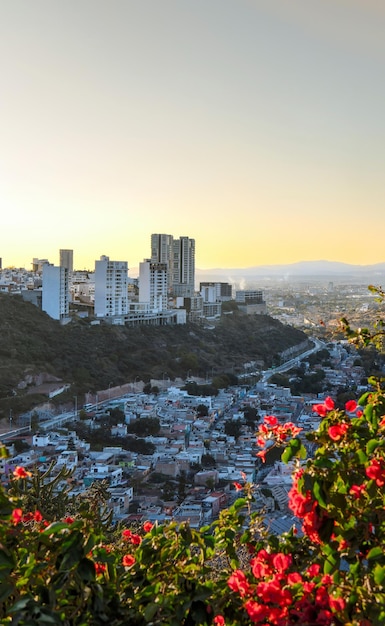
[139,259,168,312]
[94,255,129,318]
[42,264,70,321]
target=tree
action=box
[224,420,242,440]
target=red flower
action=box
[244,600,270,622]
[349,484,366,499]
[233,482,243,491]
[228,569,251,597]
[130,533,142,545]
[287,572,302,585]
[329,595,346,612]
[272,552,292,572]
[264,415,278,426]
[328,423,349,441]
[213,616,225,626]
[143,521,153,533]
[64,516,74,524]
[13,466,32,479]
[122,529,132,539]
[256,449,267,462]
[95,562,106,575]
[34,510,43,522]
[122,554,136,567]
[312,396,335,417]
[345,400,358,413]
[366,458,385,487]
[306,564,321,577]
[11,508,23,525]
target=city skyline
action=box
[1,1,385,270]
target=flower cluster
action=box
[228,550,345,625]
[256,415,302,462]
[287,470,327,544]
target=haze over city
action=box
[1,0,385,271]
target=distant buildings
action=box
[139,260,168,312]
[42,264,70,322]
[94,255,129,318]
[235,289,266,315]
[172,236,195,297]
[59,249,74,273]
[150,233,195,297]
[200,282,233,302]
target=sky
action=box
[1,0,385,272]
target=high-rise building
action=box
[172,236,195,297]
[42,264,70,321]
[139,259,168,311]
[94,255,129,318]
[59,249,74,273]
[151,234,174,289]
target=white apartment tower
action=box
[94,255,129,318]
[172,236,195,297]
[42,264,70,321]
[59,249,74,273]
[139,260,168,311]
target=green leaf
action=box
[374,564,385,586]
[355,449,368,464]
[144,602,159,621]
[367,547,385,562]
[282,438,301,463]
[313,480,328,508]
[0,583,13,603]
[367,439,380,455]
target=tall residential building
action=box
[139,259,168,311]
[151,233,174,289]
[94,255,129,318]
[59,249,74,273]
[42,264,70,321]
[172,236,195,297]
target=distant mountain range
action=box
[195,261,385,284]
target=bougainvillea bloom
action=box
[143,521,153,533]
[13,466,32,479]
[264,415,278,426]
[95,563,107,575]
[328,423,349,441]
[122,554,136,567]
[349,484,366,499]
[366,458,385,487]
[130,533,142,545]
[313,397,335,417]
[213,616,225,626]
[227,569,251,597]
[11,508,23,525]
[345,400,358,412]
[33,510,43,522]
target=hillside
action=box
[0,294,308,418]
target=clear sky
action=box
[1,0,384,271]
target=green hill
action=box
[0,294,309,418]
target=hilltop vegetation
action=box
[0,294,308,418]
